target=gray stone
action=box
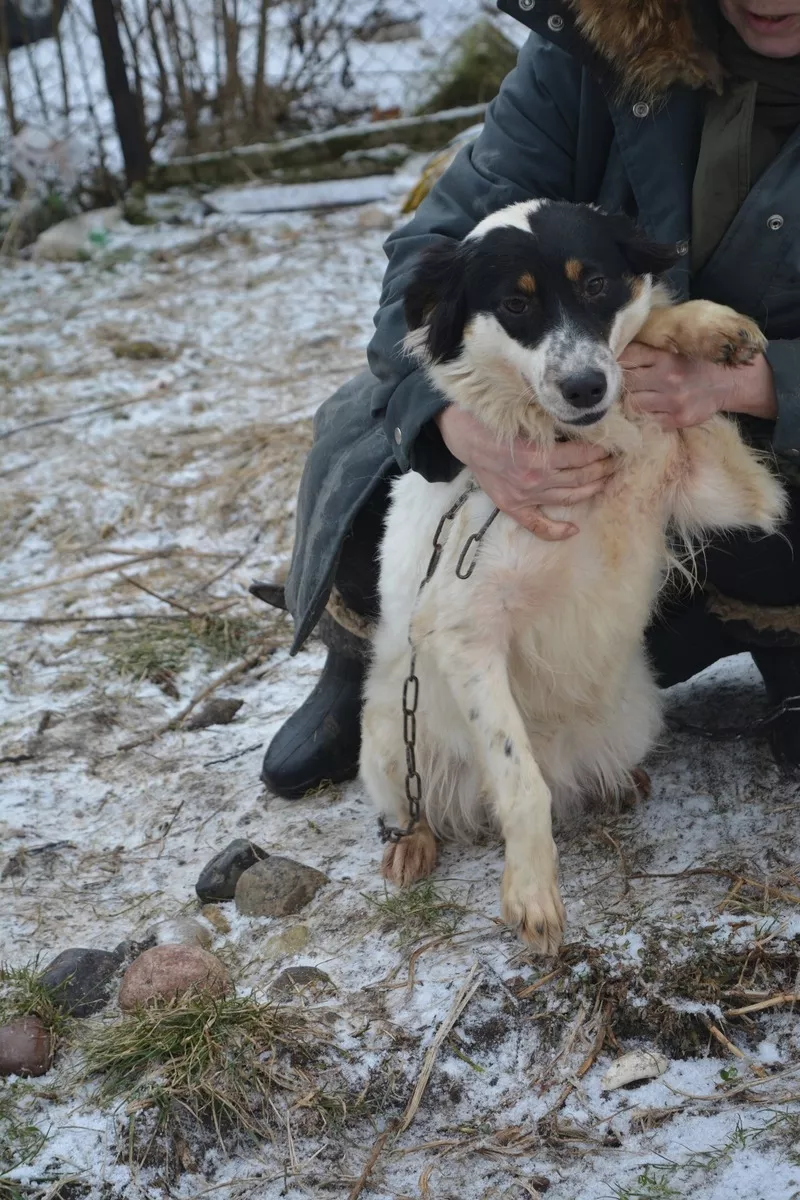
[39,947,120,1017]
[196,838,269,903]
[270,966,333,997]
[235,857,328,918]
[0,1016,52,1077]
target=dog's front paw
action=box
[638,302,766,365]
[381,819,437,887]
[501,861,566,956]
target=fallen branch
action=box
[724,993,800,1018]
[117,637,275,752]
[399,961,481,1134]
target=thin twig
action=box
[0,390,173,442]
[399,961,481,1134]
[347,1122,398,1200]
[0,549,178,600]
[120,573,203,617]
[663,1061,800,1103]
[0,613,190,625]
[203,741,264,767]
[703,1020,766,1078]
[517,968,562,999]
[116,638,275,752]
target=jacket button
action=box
[547,13,564,30]
[394,427,402,445]
[675,239,689,256]
[768,214,784,231]
[633,101,650,118]
[518,0,535,9]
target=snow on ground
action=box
[2,190,800,1199]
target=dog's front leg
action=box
[431,632,566,955]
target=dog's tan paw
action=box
[381,819,437,887]
[638,302,766,365]
[501,864,566,956]
[619,766,652,811]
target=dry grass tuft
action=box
[80,990,350,1165]
[366,880,468,947]
[105,614,264,696]
[0,962,73,1045]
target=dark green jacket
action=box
[285,0,800,651]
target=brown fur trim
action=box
[325,586,376,641]
[706,585,800,637]
[567,0,723,99]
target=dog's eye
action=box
[585,275,607,297]
[501,297,529,315]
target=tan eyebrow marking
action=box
[564,258,583,282]
[517,271,536,294]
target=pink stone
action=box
[118,945,231,1011]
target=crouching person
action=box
[255,0,800,797]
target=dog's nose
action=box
[559,369,607,409]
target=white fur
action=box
[362,214,786,956]
[466,198,546,239]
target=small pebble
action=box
[270,966,333,997]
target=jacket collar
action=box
[497,0,723,99]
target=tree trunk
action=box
[253,0,270,129]
[91,0,150,184]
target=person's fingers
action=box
[548,458,616,488]
[520,508,579,540]
[539,480,608,506]
[618,341,660,369]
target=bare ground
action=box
[1,201,800,1200]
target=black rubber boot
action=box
[250,582,368,799]
[751,647,800,769]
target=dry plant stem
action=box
[399,961,481,1134]
[725,992,800,1017]
[664,1061,800,1103]
[117,637,275,752]
[630,866,800,905]
[0,549,178,600]
[347,1123,399,1200]
[703,1019,766,1078]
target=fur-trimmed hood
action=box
[501,0,724,98]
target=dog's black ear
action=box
[609,216,681,277]
[620,230,681,277]
[404,241,468,362]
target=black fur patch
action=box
[404,202,679,364]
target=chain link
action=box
[378,486,499,843]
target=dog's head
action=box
[404,200,679,437]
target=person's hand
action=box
[435,405,615,540]
[620,343,778,428]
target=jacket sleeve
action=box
[366,35,583,482]
[766,340,800,463]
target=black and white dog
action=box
[360,200,784,955]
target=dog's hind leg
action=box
[361,691,437,887]
[428,636,566,955]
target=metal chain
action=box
[378,486,499,843]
